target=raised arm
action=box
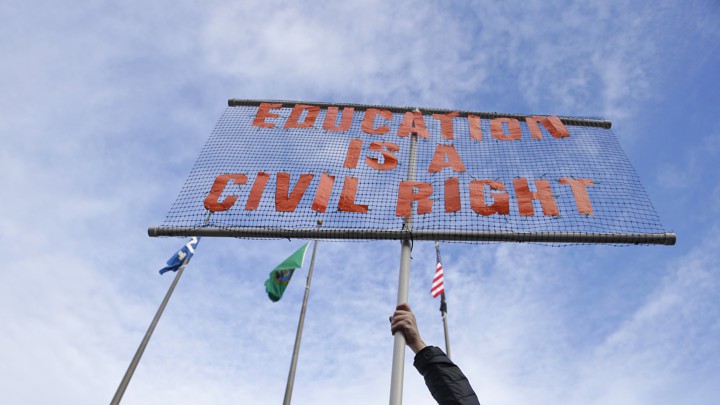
[389,303,480,405]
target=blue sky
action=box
[1,1,719,404]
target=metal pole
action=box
[148,227,677,246]
[389,238,412,405]
[441,294,451,360]
[110,256,190,405]
[283,220,322,405]
[227,98,613,129]
[389,112,420,405]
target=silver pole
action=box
[389,238,412,405]
[389,112,420,405]
[441,295,451,360]
[110,256,190,405]
[283,220,322,405]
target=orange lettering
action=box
[469,180,509,215]
[513,178,558,216]
[275,173,314,212]
[365,142,399,171]
[559,178,594,215]
[490,118,521,140]
[526,116,570,139]
[444,177,461,213]
[203,174,248,212]
[323,107,354,131]
[395,181,434,217]
[361,108,393,135]
[344,139,363,169]
[245,172,270,210]
[433,112,459,140]
[284,104,320,128]
[338,176,369,213]
[311,173,336,213]
[397,111,429,139]
[252,103,282,128]
[428,145,466,173]
[468,115,483,141]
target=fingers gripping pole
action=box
[390,115,419,405]
[389,238,413,405]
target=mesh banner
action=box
[149,100,675,245]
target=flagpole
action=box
[110,255,190,405]
[390,238,412,405]
[390,112,420,405]
[440,294,451,359]
[283,220,322,405]
[435,241,451,360]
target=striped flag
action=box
[433,242,451,358]
[431,259,445,298]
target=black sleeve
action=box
[413,346,480,405]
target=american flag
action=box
[431,259,445,298]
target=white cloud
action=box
[200,1,487,107]
[657,133,720,188]
[568,228,720,404]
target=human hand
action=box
[389,303,426,353]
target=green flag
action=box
[264,242,310,302]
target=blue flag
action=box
[159,237,200,275]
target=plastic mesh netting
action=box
[150,100,674,245]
